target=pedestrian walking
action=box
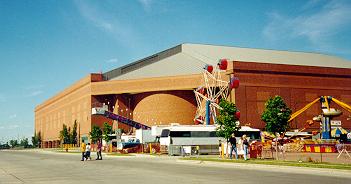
[85,143,91,160]
[278,134,286,160]
[218,140,222,158]
[229,133,238,160]
[80,140,86,161]
[242,135,249,160]
[96,139,102,160]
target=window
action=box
[160,129,170,137]
[170,131,191,137]
[163,130,218,138]
[209,131,217,137]
[191,131,217,137]
[191,131,208,137]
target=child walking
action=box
[85,143,91,160]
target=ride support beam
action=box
[288,98,320,122]
[206,100,210,125]
[332,98,351,113]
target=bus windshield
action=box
[160,129,170,137]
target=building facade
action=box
[35,44,351,148]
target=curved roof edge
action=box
[104,43,351,81]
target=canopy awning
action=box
[331,127,348,137]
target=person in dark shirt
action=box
[96,139,102,160]
[242,135,249,160]
[229,133,238,159]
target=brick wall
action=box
[132,91,197,126]
[34,74,102,144]
[233,61,351,130]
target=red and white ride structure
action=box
[194,59,240,125]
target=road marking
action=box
[1,168,25,183]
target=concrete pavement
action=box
[0,149,350,184]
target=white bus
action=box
[159,125,261,155]
[160,125,219,155]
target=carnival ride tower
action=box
[289,96,351,140]
[193,59,239,125]
[320,96,342,139]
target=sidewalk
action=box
[267,152,351,164]
[176,158,351,179]
[42,149,351,164]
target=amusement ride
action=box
[194,59,240,125]
[288,96,351,139]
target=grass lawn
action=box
[181,157,351,170]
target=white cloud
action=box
[74,0,113,31]
[25,85,44,90]
[22,85,44,98]
[138,0,153,11]
[74,0,137,46]
[263,0,351,54]
[8,125,19,129]
[106,58,119,63]
[26,90,44,97]
[9,114,17,119]
[0,124,20,130]
[301,0,322,10]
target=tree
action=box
[71,120,78,144]
[216,100,241,157]
[9,139,18,148]
[32,132,40,148]
[261,95,292,135]
[0,142,10,149]
[59,124,69,144]
[67,127,71,144]
[20,138,29,148]
[89,125,102,143]
[59,122,77,146]
[37,131,42,148]
[261,95,292,159]
[102,122,113,144]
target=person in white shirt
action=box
[85,143,91,160]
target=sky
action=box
[0,0,351,143]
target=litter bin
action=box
[250,143,262,159]
[250,145,257,158]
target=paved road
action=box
[0,150,350,184]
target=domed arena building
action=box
[35,43,351,148]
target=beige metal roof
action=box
[107,43,351,81]
[111,52,206,80]
[183,43,351,68]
